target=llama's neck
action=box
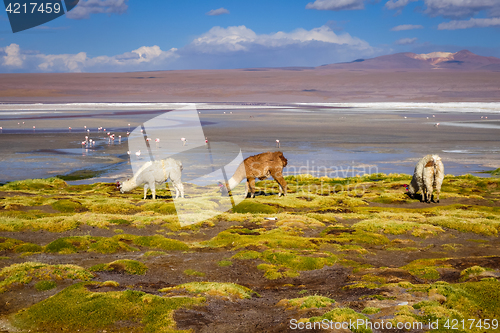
[227,163,246,190]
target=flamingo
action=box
[276,139,280,148]
[181,137,186,146]
[69,127,72,132]
[205,137,208,145]
[126,131,130,136]
[128,124,131,130]
[127,151,131,155]
[435,123,440,127]
[119,135,122,143]
[135,150,141,159]
[155,138,160,148]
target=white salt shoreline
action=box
[0,102,499,113]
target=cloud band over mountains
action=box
[0,25,377,72]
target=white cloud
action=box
[0,43,178,72]
[391,24,424,31]
[427,0,500,18]
[2,44,24,68]
[424,0,500,19]
[385,0,500,18]
[206,8,230,16]
[38,52,87,72]
[306,0,365,11]
[438,17,500,29]
[395,37,418,44]
[385,0,418,10]
[66,0,128,20]
[190,25,372,53]
[0,25,377,72]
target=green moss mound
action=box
[1,178,67,191]
[34,280,57,291]
[232,201,278,214]
[162,282,259,299]
[90,260,148,275]
[279,295,335,309]
[0,262,93,293]
[183,269,205,277]
[44,234,189,254]
[12,282,203,333]
[0,237,42,253]
[309,308,371,333]
[51,199,85,213]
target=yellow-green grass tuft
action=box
[361,307,380,315]
[89,259,148,275]
[143,251,167,257]
[0,237,42,253]
[353,218,443,238]
[161,282,259,299]
[232,201,278,214]
[204,228,325,250]
[234,249,338,279]
[12,282,204,333]
[459,266,489,281]
[277,295,335,309]
[51,199,85,213]
[44,236,138,254]
[309,308,371,333]
[1,177,68,192]
[217,260,233,267]
[402,258,451,281]
[183,269,205,277]
[0,262,93,293]
[34,280,57,291]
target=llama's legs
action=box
[248,178,256,198]
[271,169,287,197]
[144,184,149,200]
[435,185,441,203]
[244,181,249,198]
[424,177,433,203]
[179,182,184,198]
[151,183,156,200]
[171,181,181,199]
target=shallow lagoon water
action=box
[0,103,498,184]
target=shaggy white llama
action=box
[407,154,444,203]
[120,158,184,199]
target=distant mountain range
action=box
[320,50,500,71]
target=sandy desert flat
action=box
[1,69,500,104]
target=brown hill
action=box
[320,50,500,71]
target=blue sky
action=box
[1,0,499,72]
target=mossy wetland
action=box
[1,173,500,332]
